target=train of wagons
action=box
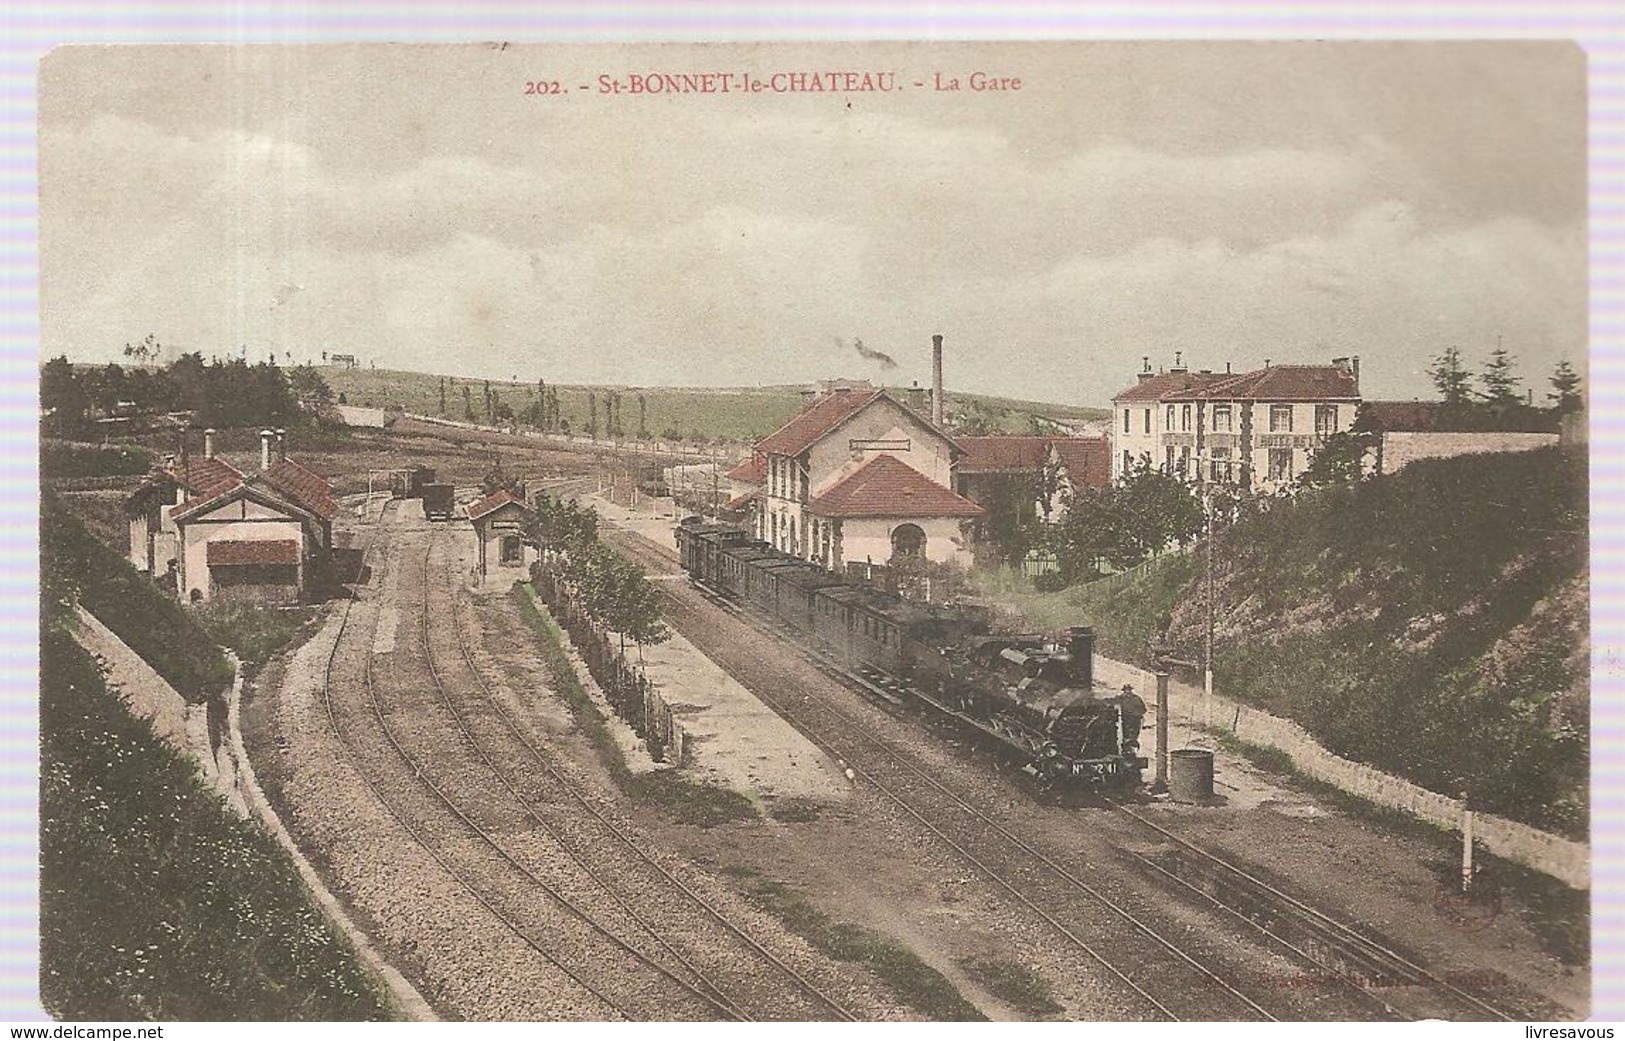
[675,518,1148,789]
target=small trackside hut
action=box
[467,489,535,583]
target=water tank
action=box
[1066,626,1095,687]
[1169,747,1215,803]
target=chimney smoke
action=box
[931,334,945,428]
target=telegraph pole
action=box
[1204,489,1215,732]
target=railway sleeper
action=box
[1135,849,1426,991]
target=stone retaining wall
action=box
[71,606,437,1020]
[1382,431,1558,473]
[1096,653,1589,891]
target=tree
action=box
[40,356,89,432]
[287,365,334,411]
[1548,359,1583,414]
[1298,429,1377,489]
[122,333,160,368]
[439,378,447,416]
[462,384,475,422]
[637,393,649,440]
[587,391,598,440]
[1429,346,1473,405]
[1479,344,1522,407]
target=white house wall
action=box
[838,516,973,570]
[806,397,954,497]
[180,516,309,602]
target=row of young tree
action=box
[524,495,669,656]
[439,377,673,443]
[41,342,332,436]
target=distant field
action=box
[319,366,1106,443]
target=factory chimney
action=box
[931,333,945,428]
[260,429,275,471]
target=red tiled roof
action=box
[1113,371,1232,403]
[724,490,760,511]
[955,436,1051,474]
[467,488,529,521]
[263,458,337,520]
[725,455,767,484]
[1182,365,1360,402]
[1049,437,1110,489]
[207,538,300,566]
[809,455,985,519]
[168,456,245,499]
[1361,400,1437,432]
[171,479,321,525]
[756,388,885,456]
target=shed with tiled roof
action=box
[467,489,535,581]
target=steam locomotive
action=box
[675,519,1147,788]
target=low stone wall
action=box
[1096,653,1589,891]
[71,606,436,1020]
[1382,431,1558,473]
[74,607,215,778]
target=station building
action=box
[756,384,984,571]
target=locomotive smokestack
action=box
[931,333,945,428]
[1066,626,1095,688]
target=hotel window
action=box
[1165,446,1176,473]
[1165,405,1176,430]
[1179,446,1190,475]
[1123,409,1131,434]
[1269,448,1293,482]
[1213,405,1233,433]
[1143,408,1152,434]
[1181,404,1192,432]
[1122,450,1132,474]
[1210,447,1231,482]
[1269,404,1294,433]
[1315,404,1339,438]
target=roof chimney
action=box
[931,333,945,428]
[275,427,287,463]
[1142,356,1151,374]
[1264,358,1271,369]
[1226,361,1232,374]
[260,429,275,471]
[203,427,216,460]
[1352,355,1360,389]
[1168,350,1188,375]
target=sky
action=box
[37,41,1586,407]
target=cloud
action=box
[39,99,1583,405]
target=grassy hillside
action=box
[319,366,1105,442]
[39,498,395,1019]
[40,624,395,1019]
[987,447,1588,838]
[43,496,235,702]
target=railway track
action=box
[603,530,1303,1021]
[414,535,863,1022]
[1106,801,1521,1022]
[319,506,734,1021]
[601,525,1527,1022]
